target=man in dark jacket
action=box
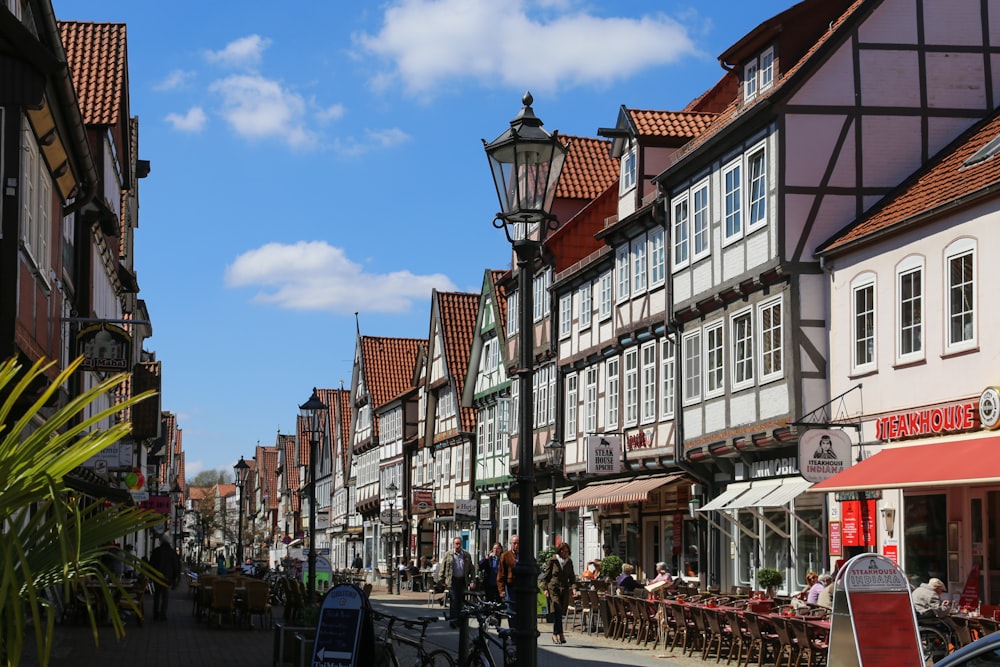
[441,537,475,624]
[149,535,181,621]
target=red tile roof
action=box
[360,336,424,407]
[820,109,1000,255]
[490,270,509,339]
[58,21,128,126]
[436,291,480,432]
[627,110,719,140]
[556,135,619,200]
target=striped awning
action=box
[556,473,686,509]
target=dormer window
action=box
[744,46,775,101]
[620,146,637,194]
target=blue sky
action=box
[51,0,798,478]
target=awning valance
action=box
[810,434,1000,492]
[534,486,573,507]
[699,477,811,512]
[556,473,685,510]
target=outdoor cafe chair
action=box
[669,602,697,654]
[703,607,737,663]
[243,579,272,630]
[768,616,799,667]
[208,577,238,629]
[787,617,827,667]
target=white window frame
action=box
[744,59,759,99]
[896,256,924,363]
[945,239,976,353]
[584,367,598,434]
[632,234,647,294]
[705,321,724,397]
[672,195,690,270]
[660,339,675,419]
[21,124,52,280]
[620,146,637,194]
[616,245,631,302]
[759,47,774,90]
[692,180,710,260]
[759,296,783,383]
[508,291,519,334]
[649,228,665,287]
[559,293,572,339]
[722,158,743,243]
[747,143,768,231]
[624,348,639,426]
[579,282,592,329]
[731,308,754,390]
[599,271,613,320]
[565,373,578,442]
[640,342,657,424]
[683,330,702,404]
[851,274,876,372]
[606,357,619,430]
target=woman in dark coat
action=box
[542,542,576,645]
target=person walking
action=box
[542,542,576,645]
[478,543,503,603]
[149,535,181,621]
[496,535,520,612]
[441,537,474,624]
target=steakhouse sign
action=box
[828,553,922,667]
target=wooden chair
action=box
[565,592,583,632]
[688,606,709,658]
[788,617,827,667]
[116,575,146,627]
[578,589,597,634]
[702,607,736,663]
[726,609,750,665]
[243,579,272,630]
[669,602,696,653]
[769,616,799,667]
[743,612,780,667]
[208,578,238,628]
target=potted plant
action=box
[599,554,623,582]
[756,567,784,597]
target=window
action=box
[759,47,774,90]
[747,146,767,229]
[731,309,754,388]
[565,374,578,440]
[692,182,710,259]
[624,348,638,426]
[683,331,702,402]
[559,294,572,339]
[760,298,783,381]
[579,282,592,328]
[852,276,876,370]
[511,380,519,433]
[606,358,619,430]
[508,291,518,334]
[533,269,551,322]
[897,261,923,359]
[649,228,665,286]
[744,47,774,100]
[672,196,689,268]
[705,321,724,396]
[723,160,742,241]
[599,271,613,320]
[632,235,647,293]
[584,367,598,434]
[641,343,657,423]
[534,365,550,426]
[616,245,630,301]
[744,60,758,99]
[660,339,675,418]
[946,241,976,351]
[21,125,52,278]
[621,147,637,193]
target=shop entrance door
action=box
[972,490,1000,604]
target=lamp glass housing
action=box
[544,439,565,469]
[233,456,250,487]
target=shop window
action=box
[903,494,947,585]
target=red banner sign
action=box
[841,500,876,547]
[959,564,981,609]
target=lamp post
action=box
[233,457,250,566]
[544,440,565,548]
[386,481,399,595]
[483,91,566,667]
[300,388,327,604]
[170,480,183,552]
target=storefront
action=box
[812,392,1000,603]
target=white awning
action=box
[727,479,785,509]
[758,477,812,507]
[699,477,811,512]
[699,484,752,512]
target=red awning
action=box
[556,473,686,509]
[810,433,1000,492]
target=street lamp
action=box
[233,457,251,566]
[300,387,327,603]
[483,91,566,667]
[386,481,399,595]
[170,480,183,552]
[544,440,565,548]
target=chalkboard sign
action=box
[310,584,366,667]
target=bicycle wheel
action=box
[919,625,950,664]
[422,649,457,667]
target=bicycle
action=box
[458,600,517,667]
[372,609,456,667]
[918,610,960,663]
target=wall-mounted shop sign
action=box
[586,435,621,475]
[748,456,799,480]
[981,387,1000,430]
[412,490,434,513]
[798,429,852,482]
[874,399,978,440]
[76,323,131,372]
[625,428,655,451]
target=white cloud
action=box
[165,106,207,132]
[356,0,698,95]
[224,241,457,313]
[315,103,346,123]
[154,69,195,91]
[210,74,315,148]
[205,34,272,69]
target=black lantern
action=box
[299,387,327,603]
[233,457,251,565]
[386,481,399,595]
[544,440,565,547]
[482,93,566,667]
